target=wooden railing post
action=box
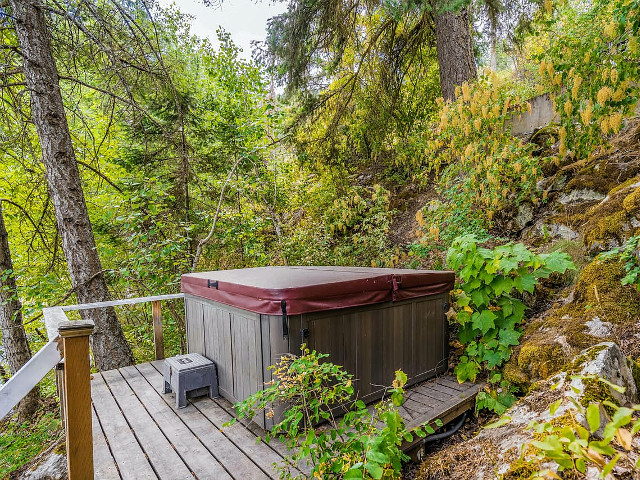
[152,300,164,360]
[59,320,94,480]
[55,361,66,426]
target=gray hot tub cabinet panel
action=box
[184,293,448,429]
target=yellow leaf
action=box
[564,100,572,116]
[580,100,593,124]
[603,21,617,38]
[616,427,633,450]
[544,0,553,14]
[546,61,554,78]
[610,113,623,133]
[539,60,547,77]
[462,82,471,102]
[572,75,582,100]
[610,68,619,84]
[585,447,606,466]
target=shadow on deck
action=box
[91,361,480,479]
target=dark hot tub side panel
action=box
[185,293,449,429]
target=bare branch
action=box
[57,74,166,131]
[191,156,244,271]
[76,160,123,194]
[0,198,51,250]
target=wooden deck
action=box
[91,361,480,479]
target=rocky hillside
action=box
[414,119,640,479]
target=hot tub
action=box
[181,266,454,428]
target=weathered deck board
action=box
[91,406,120,480]
[91,374,157,480]
[119,365,233,480]
[209,393,309,476]
[151,360,296,478]
[140,361,276,479]
[100,369,194,480]
[92,362,480,479]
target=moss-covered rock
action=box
[572,259,640,332]
[622,184,640,213]
[502,362,530,391]
[501,458,538,480]
[564,174,614,194]
[517,341,568,380]
[582,179,640,254]
[510,258,640,389]
[416,343,638,480]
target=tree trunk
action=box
[489,21,498,71]
[9,0,134,370]
[433,5,477,101]
[0,202,40,421]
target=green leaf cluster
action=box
[446,235,574,412]
[600,236,640,290]
[522,375,640,478]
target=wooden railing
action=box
[0,293,185,480]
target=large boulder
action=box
[19,440,67,480]
[504,256,640,390]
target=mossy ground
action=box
[580,377,618,416]
[582,182,640,253]
[501,458,538,480]
[0,407,62,478]
[416,440,519,480]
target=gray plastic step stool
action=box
[163,353,218,408]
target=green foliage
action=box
[424,72,541,218]
[446,235,574,412]
[269,0,442,175]
[0,410,62,477]
[600,236,640,290]
[537,0,640,160]
[228,347,435,479]
[411,71,544,249]
[523,376,640,478]
[325,184,395,266]
[476,371,519,415]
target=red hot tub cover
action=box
[181,266,454,316]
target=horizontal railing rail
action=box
[0,292,185,480]
[0,339,62,419]
[59,293,185,312]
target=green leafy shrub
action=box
[446,235,574,412]
[538,0,640,160]
[415,72,544,241]
[522,375,640,478]
[600,236,640,290]
[228,347,436,479]
[324,184,395,266]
